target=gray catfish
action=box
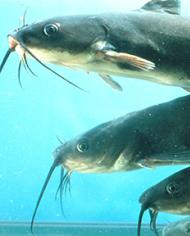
[31,95,190,231]
[1,0,190,91]
[162,217,190,236]
[138,167,190,236]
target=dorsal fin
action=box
[141,0,181,15]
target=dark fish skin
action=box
[53,95,190,174]
[31,94,190,231]
[5,0,190,89]
[138,167,190,236]
[140,167,190,213]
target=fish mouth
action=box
[0,35,35,87]
[8,36,26,58]
[63,159,97,173]
[63,159,116,173]
[0,35,85,90]
[8,35,18,50]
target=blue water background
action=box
[0,0,189,226]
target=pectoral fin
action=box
[99,74,123,91]
[104,50,155,71]
[93,40,155,71]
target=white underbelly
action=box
[27,47,190,88]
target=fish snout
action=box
[8,25,34,50]
[7,35,25,59]
[139,190,149,204]
[53,145,67,165]
[8,35,18,50]
[139,188,158,211]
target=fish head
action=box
[7,16,107,65]
[139,167,190,214]
[137,167,190,236]
[53,119,128,173]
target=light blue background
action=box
[0,0,189,226]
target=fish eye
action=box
[166,182,180,196]
[77,140,89,153]
[43,24,59,36]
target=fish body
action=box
[162,217,190,236]
[138,167,190,236]
[10,12,190,85]
[2,0,190,90]
[31,95,190,231]
[54,95,190,173]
